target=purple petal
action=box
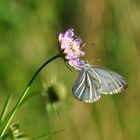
[68,59,85,70]
[65,29,74,38]
[79,50,85,56]
[74,38,82,46]
[61,43,69,49]
[65,51,76,59]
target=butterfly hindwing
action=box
[72,68,101,103]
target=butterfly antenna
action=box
[90,42,101,63]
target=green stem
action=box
[0,54,62,137]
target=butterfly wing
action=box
[90,66,127,94]
[72,69,101,103]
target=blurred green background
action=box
[0,0,140,140]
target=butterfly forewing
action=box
[90,66,127,94]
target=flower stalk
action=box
[0,53,62,138]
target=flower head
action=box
[42,78,67,112]
[59,29,85,70]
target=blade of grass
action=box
[0,111,12,133]
[32,129,65,140]
[0,91,15,124]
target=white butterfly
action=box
[72,63,127,103]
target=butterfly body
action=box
[72,63,127,103]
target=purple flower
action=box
[59,29,85,70]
